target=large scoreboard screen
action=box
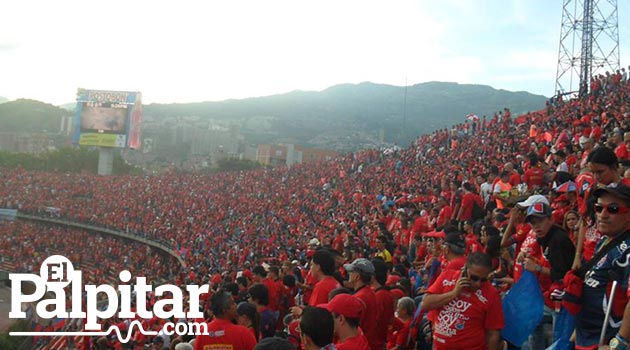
[73,89,143,149]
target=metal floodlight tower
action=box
[554,0,620,97]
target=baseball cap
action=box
[344,258,375,274]
[319,293,364,319]
[444,232,465,250]
[525,202,552,221]
[516,194,550,208]
[593,183,630,202]
[308,238,321,246]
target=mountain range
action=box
[0,82,548,150]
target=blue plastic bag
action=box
[547,306,574,350]
[501,269,545,346]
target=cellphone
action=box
[461,265,468,277]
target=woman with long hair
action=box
[563,210,579,244]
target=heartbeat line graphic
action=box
[10,321,158,343]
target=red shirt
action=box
[443,256,467,271]
[513,230,551,292]
[427,270,504,350]
[374,287,395,350]
[412,216,429,234]
[438,206,453,227]
[262,277,278,311]
[511,223,532,255]
[387,319,415,350]
[583,225,601,262]
[523,167,545,188]
[459,193,483,221]
[194,318,257,350]
[466,233,483,254]
[309,276,340,306]
[303,270,317,304]
[336,332,370,350]
[508,171,521,187]
[354,285,379,350]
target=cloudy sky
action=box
[1,0,628,105]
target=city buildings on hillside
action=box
[256,143,338,167]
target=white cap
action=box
[308,238,320,246]
[516,194,549,208]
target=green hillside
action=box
[144,81,547,146]
[0,99,70,133]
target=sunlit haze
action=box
[1,0,628,105]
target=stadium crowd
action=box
[0,67,630,350]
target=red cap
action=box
[211,273,222,285]
[319,294,364,319]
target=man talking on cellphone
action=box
[421,252,504,350]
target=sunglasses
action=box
[594,203,630,215]
[468,273,488,283]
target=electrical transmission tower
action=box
[554,0,619,97]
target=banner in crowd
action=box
[0,208,17,221]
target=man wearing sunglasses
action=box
[574,184,630,350]
[421,252,504,350]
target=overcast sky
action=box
[1,0,628,105]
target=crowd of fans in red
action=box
[1,68,630,350]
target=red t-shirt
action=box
[412,216,429,234]
[511,223,532,255]
[374,287,395,350]
[523,167,545,188]
[509,171,521,187]
[303,270,317,304]
[262,277,278,311]
[513,230,551,293]
[438,206,453,227]
[336,332,370,350]
[194,319,257,350]
[443,256,467,271]
[387,319,415,350]
[459,193,483,221]
[426,270,504,350]
[466,234,483,254]
[354,286,379,350]
[583,225,601,262]
[309,276,340,306]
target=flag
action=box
[466,113,479,121]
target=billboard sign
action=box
[72,89,143,149]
